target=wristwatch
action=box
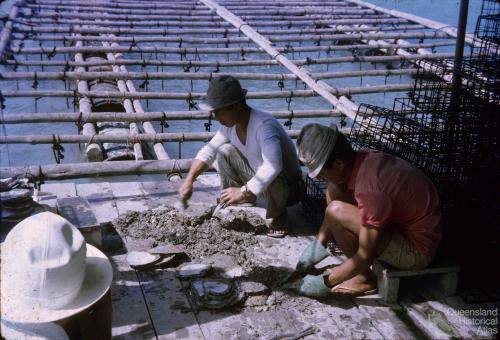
[240,184,251,196]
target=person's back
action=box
[351,150,442,256]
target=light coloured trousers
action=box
[216,143,303,219]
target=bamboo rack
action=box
[100,37,144,161]
[74,37,103,162]
[0,0,473,179]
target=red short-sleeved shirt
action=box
[347,150,442,256]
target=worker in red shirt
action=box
[293,123,442,297]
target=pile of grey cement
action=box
[113,206,267,269]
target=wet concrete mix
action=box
[113,206,267,271]
[112,206,317,311]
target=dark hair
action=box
[323,132,355,169]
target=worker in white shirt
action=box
[178,75,304,237]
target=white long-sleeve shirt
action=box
[195,108,301,196]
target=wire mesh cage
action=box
[302,175,327,229]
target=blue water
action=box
[0,0,483,176]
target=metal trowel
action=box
[211,201,228,216]
[173,198,189,212]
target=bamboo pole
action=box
[74,37,103,162]
[0,0,24,61]
[2,52,453,68]
[0,109,341,124]
[0,126,347,145]
[100,37,144,160]
[22,0,354,10]
[0,130,302,144]
[12,24,426,36]
[0,68,422,81]
[12,31,450,44]
[26,4,375,16]
[0,83,420,100]
[0,159,196,180]
[31,10,380,21]
[15,17,409,28]
[105,38,171,162]
[10,41,455,56]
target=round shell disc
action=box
[126,251,161,268]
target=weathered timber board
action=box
[354,296,424,339]
[110,254,156,340]
[110,181,151,215]
[37,182,77,208]
[76,182,119,224]
[136,268,205,340]
[414,289,499,339]
[194,308,300,340]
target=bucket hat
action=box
[198,75,247,111]
[0,320,69,340]
[1,212,113,323]
[297,123,339,178]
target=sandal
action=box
[330,283,377,298]
[266,227,288,238]
[267,213,289,238]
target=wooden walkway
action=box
[25,174,497,340]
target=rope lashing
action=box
[178,134,185,159]
[180,47,187,61]
[340,113,347,128]
[160,112,169,132]
[0,91,4,110]
[237,23,249,36]
[35,165,45,190]
[193,48,201,72]
[47,46,57,60]
[284,109,294,130]
[167,159,182,181]
[213,61,220,73]
[186,92,198,111]
[204,112,212,132]
[139,72,149,89]
[278,74,285,91]
[75,111,83,133]
[128,37,137,53]
[286,91,293,111]
[51,134,65,164]
[32,71,38,89]
[183,61,193,72]
[72,89,79,108]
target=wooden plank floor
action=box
[33,175,498,340]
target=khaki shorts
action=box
[377,229,434,270]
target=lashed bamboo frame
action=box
[0,0,474,178]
